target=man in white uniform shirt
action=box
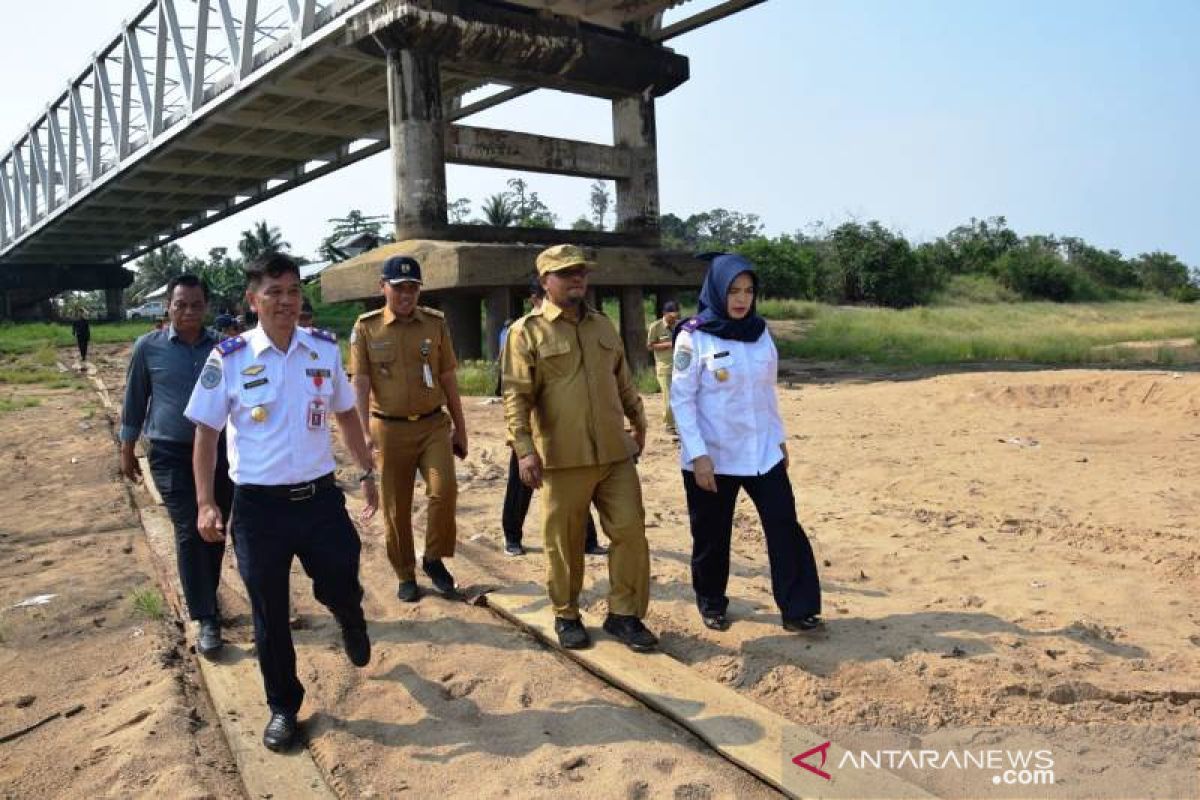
[185,253,379,752]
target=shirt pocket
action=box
[702,350,737,388]
[367,343,396,375]
[237,376,279,416]
[303,366,335,397]
[537,338,574,381]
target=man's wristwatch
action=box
[358,468,376,483]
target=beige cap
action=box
[536,244,593,276]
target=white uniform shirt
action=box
[184,325,356,485]
[670,324,787,476]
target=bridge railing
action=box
[0,0,373,259]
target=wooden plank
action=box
[484,583,932,800]
[138,505,336,800]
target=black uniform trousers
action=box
[682,460,821,620]
[232,482,365,715]
[147,438,233,621]
[502,449,599,550]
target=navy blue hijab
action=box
[687,253,767,342]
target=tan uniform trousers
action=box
[371,412,457,582]
[655,363,675,432]
[541,457,649,619]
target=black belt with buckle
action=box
[372,408,443,423]
[240,473,337,502]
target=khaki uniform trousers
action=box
[655,363,675,432]
[541,457,649,619]
[371,412,457,582]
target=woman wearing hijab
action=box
[670,253,822,632]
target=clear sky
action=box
[1,0,1197,266]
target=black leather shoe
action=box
[554,616,591,649]
[422,558,459,597]
[602,614,658,652]
[701,613,730,631]
[262,712,297,752]
[340,624,371,667]
[782,615,823,632]
[584,542,609,556]
[396,580,420,603]
[504,541,525,557]
[196,617,223,656]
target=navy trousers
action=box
[682,460,821,621]
[232,482,365,715]
[147,438,233,620]
[502,449,599,549]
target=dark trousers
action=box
[232,483,365,715]
[682,460,821,620]
[76,337,89,361]
[502,449,598,549]
[147,439,233,621]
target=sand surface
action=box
[4,343,1198,799]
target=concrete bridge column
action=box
[612,94,660,244]
[105,288,124,321]
[443,292,482,361]
[619,286,650,371]
[386,48,447,240]
[484,287,513,360]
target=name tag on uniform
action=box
[307,399,326,430]
[704,351,734,382]
[243,377,269,389]
[422,363,434,388]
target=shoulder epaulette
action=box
[216,335,247,356]
[356,308,384,323]
[681,318,702,332]
[418,305,445,319]
[310,327,337,343]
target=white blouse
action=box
[670,324,787,476]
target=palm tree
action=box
[480,193,516,227]
[238,220,290,261]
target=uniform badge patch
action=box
[241,364,265,376]
[200,363,222,389]
[673,348,692,371]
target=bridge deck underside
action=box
[2,49,411,265]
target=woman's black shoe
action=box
[782,615,822,632]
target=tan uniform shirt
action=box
[646,318,673,367]
[349,306,457,418]
[502,299,647,469]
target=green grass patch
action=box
[757,298,823,320]
[0,320,149,354]
[634,368,661,394]
[457,360,498,396]
[0,366,67,384]
[0,395,40,414]
[131,586,166,620]
[772,301,1200,366]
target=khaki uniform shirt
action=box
[349,306,457,418]
[502,299,647,469]
[646,318,673,367]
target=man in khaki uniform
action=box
[351,256,467,603]
[502,244,657,652]
[645,300,680,436]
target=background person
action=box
[671,253,822,633]
[186,253,378,752]
[350,256,467,603]
[71,312,90,367]
[119,274,233,655]
[646,300,681,436]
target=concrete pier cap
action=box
[321,240,704,364]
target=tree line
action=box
[119,180,1197,314]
